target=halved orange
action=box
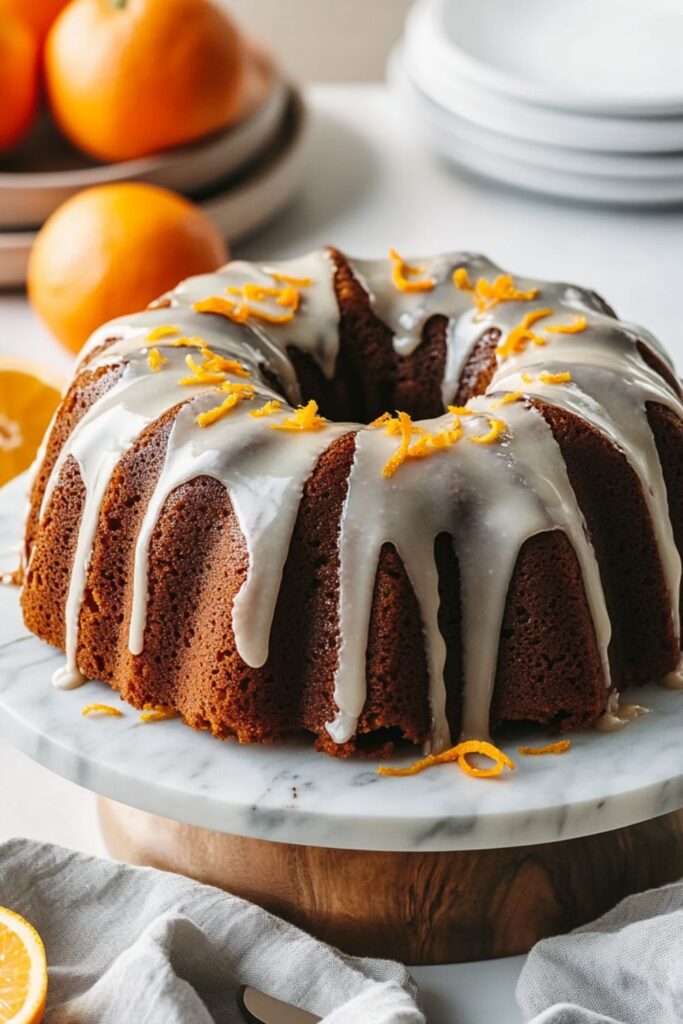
[0,906,47,1023]
[0,359,63,487]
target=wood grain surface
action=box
[98,797,683,964]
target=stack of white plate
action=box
[391,0,683,205]
[0,48,307,287]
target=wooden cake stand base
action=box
[98,797,683,964]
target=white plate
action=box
[0,88,307,289]
[429,127,683,207]
[0,48,288,231]
[391,51,683,182]
[404,6,683,154]
[415,0,683,117]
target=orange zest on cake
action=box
[491,391,523,409]
[146,348,166,372]
[140,704,177,723]
[496,309,554,361]
[519,739,571,756]
[388,248,435,293]
[227,283,301,313]
[193,295,249,324]
[194,273,310,328]
[169,336,205,348]
[269,271,313,287]
[375,406,508,476]
[378,739,515,779]
[147,324,181,341]
[178,354,226,387]
[380,411,419,477]
[177,347,250,387]
[453,267,539,313]
[196,382,255,427]
[250,399,283,418]
[375,409,469,477]
[196,348,250,378]
[467,416,507,445]
[270,400,326,432]
[545,315,587,335]
[539,371,572,385]
[81,703,123,717]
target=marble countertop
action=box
[3,82,683,1022]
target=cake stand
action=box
[2,474,683,965]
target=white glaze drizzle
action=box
[128,393,351,666]
[329,397,611,747]
[42,352,213,689]
[596,693,649,732]
[34,249,683,749]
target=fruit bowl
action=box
[0,46,286,231]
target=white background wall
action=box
[222,0,412,81]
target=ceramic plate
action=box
[416,0,683,117]
[0,47,288,231]
[391,51,683,182]
[403,22,683,155]
[0,88,307,289]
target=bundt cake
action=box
[18,247,683,756]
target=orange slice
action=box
[0,906,47,1023]
[0,359,63,488]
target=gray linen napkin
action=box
[0,838,424,1023]
[518,880,683,1023]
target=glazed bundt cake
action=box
[19,247,683,756]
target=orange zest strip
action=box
[496,309,554,362]
[544,315,587,335]
[250,399,283,418]
[198,347,250,377]
[81,703,123,718]
[453,267,539,313]
[147,348,166,373]
[447,405,474,416]
[388,248,435,293]
[193,295,250,323]
[369,411,393,428]
[140,704,177,723]
[521,372,535,384]
[177,353,227,387]
[375,410,462,476]
[385,409,421,477]
[196,274,305,325]
[196,382,255,427]
[270,271,312,287]
[467,416,507,445]
[382,411,419,477]
[169,336,205,348]
[378,739,515,780]
[228,283,301,313]
[147,324,180,341]
[491,391,523,409]
[270,399,326,432]
[519,739,571,756]
[539,370,572,385]
[524,308,555,328]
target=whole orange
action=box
[0,13,39,152]
[45,0,246,163]
[28,182,228,354]
[1,0,70,45]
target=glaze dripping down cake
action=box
[19,247,683,756]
